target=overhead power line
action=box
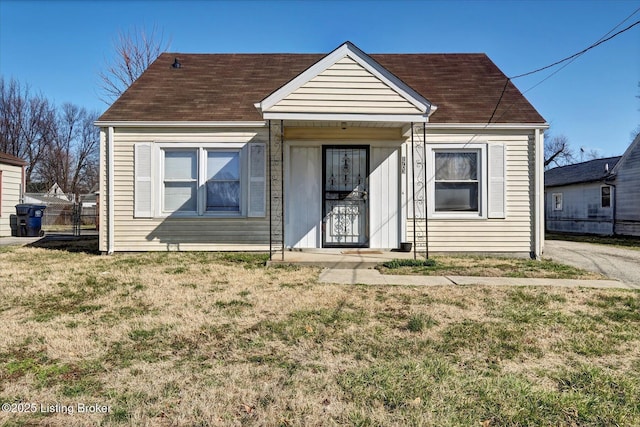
[517,6,640,95]
[486,12,640,124]
[510,18,640,80]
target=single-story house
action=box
[545,133,640,236]
[0,152,26,237]
[96,42,548,257]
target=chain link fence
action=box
[23,193,98,236]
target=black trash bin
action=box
[15,204,46,237]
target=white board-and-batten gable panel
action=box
[259,42,434,121]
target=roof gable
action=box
[258,42,434,122]
[612,132,640,175]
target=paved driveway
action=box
[544,240,640,287]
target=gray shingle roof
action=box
[545,156,621,187]
[98,52,545,124]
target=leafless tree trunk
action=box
[98,25,170,104]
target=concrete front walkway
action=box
[0,236,43,246]
[268,249,636,289]
[318,268,635,289]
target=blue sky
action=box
[1,0,639,157]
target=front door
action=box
[322,146,369,247]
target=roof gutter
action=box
[534,128,544,260]
[94,121,267,128]
[426,123,549,130]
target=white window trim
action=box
[552,192,563,211]
[427,143,488,219]
[155,142,248,218]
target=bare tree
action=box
[98,25,170,103]
[0,77,56,184]
[544,134,575,168]
[1,77,99,194]
[37,104,100,195]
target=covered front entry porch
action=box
[256,42,435,260]
[267,120,429,259]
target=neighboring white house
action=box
[96,42,548,257]
[545,133,640,236]
[0,152,25,237]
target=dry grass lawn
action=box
[1,242,639,426]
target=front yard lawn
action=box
[1,244,639,426]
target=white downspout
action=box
[534,128,544,259]
[108,126,115,254]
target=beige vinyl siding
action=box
[268,57,423,115]
[0,162,22,236]
[408,131,534,255]
[108,126,270,251]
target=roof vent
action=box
[171,58,181,69]
[604,163,609,173]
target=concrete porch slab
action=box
[266,249,424,269]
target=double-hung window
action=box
[134,142,265,219]
[552,193,563,211]
[159,147,245,216]
[424,143,502,219]
[163,150,198,212]
[434,150,480,213]
[601,186,611,208]
[206,151,240,212]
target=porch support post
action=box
[268,119,272,259]
[411,122,417,260]
[280,119,285,261]
[423,124,429,259]
[268,119,285,260]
